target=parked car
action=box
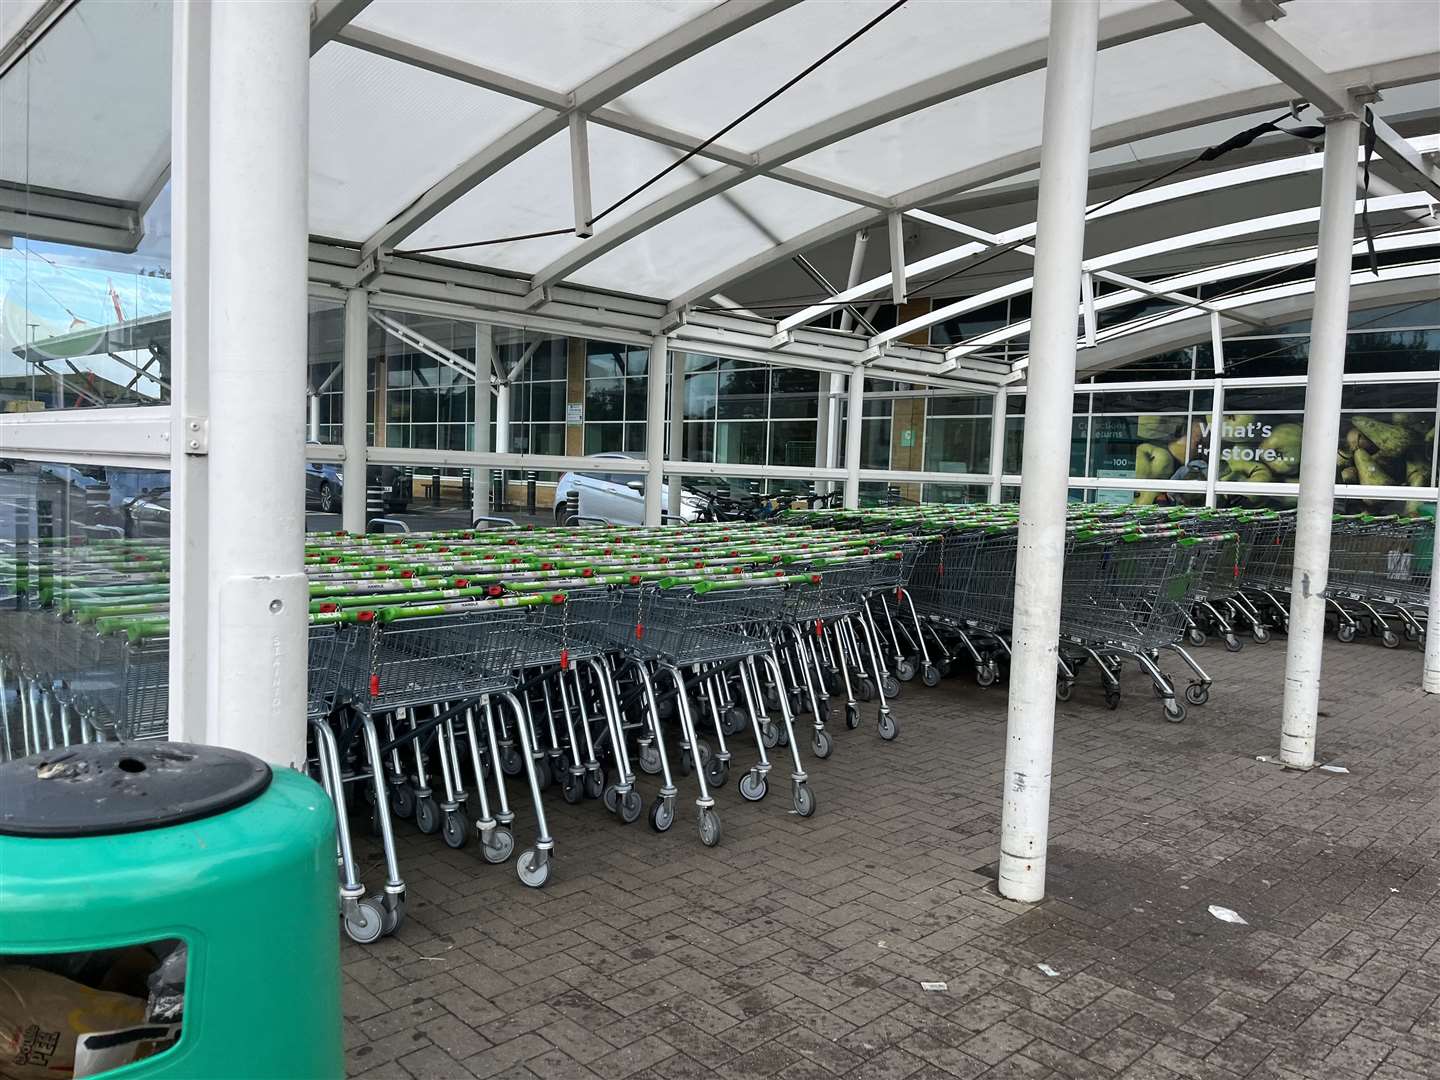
[122,486,171,538]
[303,458,412,515]
[554,453,703,525]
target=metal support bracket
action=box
[523,284,552,311]
[182,415,209,455]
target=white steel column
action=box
[820,230,872,489]
[843,364,864,509]
[1278,115,1362,770]
[341,288,368,534]
[205,0,310,766]
[667,349,686,520]
[988,389,1007,502]
[1205,314,1225,509]
[1425,530,1440,694]
[472,323,493,521]
[997,0,1099,903]
[644,334,668,526]
[167,0,210,742]
[494,381,511,453]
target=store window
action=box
[499,334,566,455]
[583,341,649,454]
[678,354,818,471]
[923,393,992,475]
[306,300,344,444]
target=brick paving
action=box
[343,637,1440,1080]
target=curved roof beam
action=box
[526,1,1197,293]
[359,0,802,259]
[670,53,1439,311]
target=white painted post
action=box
[644,334,668,526]
[205,0,310,766]
[340,288,368,534]
[821,230,871,492]
[167,0,210,742]
[494,381,511,453]
[1425,528,1440,694]
[667,349,685,520]
[473,323,493,522]
[988,388,1007,503]
[307,391,320,442]
[1279,115,1361,770]
[843,364,864,509]
[1205,313,1225,509]
[997,0,1099,903]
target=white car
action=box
[554,453,704,525]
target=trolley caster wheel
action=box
[812,729,833,759]
[649,796,675,833]
[894,656,917,682]
[1252,626,1271,644]
[881,674,901,699]
[657,698,676,721]
[1056,681,1073,703]
[739,771,767,802]
[1184,683,1210,707]
[704,754,728,788]
[844,703,860,730]
[792,781,816,818]
[760,721,779,749]
[722,707,746,735]
[343,899,385,944]
[516,849,551,889]
[856,678,876,702]
[1337,624,1357,643]
[938,658,954,677]
[1403,624,1420,642]
[697,808,722,848]
[677,749,693,778]
[1163,700,1187,723]
[1382,629,1401,649]
[764,688,781,710]
[1104,691,1121,710]
[583,769,604,800]
[789,692,806,717]
[481,827,515,864]
[441,809,468,849]
[1224,634,1242,653]
[921,664,941,688]
[368,802,385,838]
[776,724,790,749]
[976,664,997,688]
[877,711,897,741]
[389,782,415,819]
[561,771,583,804]
[638,743,661,775]
[1187,627,1207,647]
[414,795,440,835]
[377,897,404,936]
[500,747,522,776]
[618,789,643,825]
[602,784,619,814]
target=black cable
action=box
[395,0,909,258]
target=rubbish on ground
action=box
[1036,964,1059,977]
[1207,905,1248,925]
[920,981,948,992]
[1318,764,1350,774]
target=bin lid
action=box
[0,742,272,838]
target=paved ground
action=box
[342,635,1440,1080]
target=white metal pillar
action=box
[988,389,1007,503]
[167,0,210,742]
[340,288,368,534]
[644,334,668,526]
[667,349,685,520]
[494,381,511,454]
[1279,114,1362,769]
[997,0,1099,903]
[205,0,310,766]
[1425,531,1440,694]
[843,364,864,509]
[1205,314,1225,509]
[820,231,871,486]
[472,323,493,521]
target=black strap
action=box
[1361,108,1380,276]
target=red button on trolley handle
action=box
[560,648,570,671]
[369,674,380,697]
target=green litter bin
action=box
[0,742,343,1079]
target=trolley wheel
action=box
[881,674,901,699]
[343,899,385,945]
[812,729,833,760]
[704,753,728,788]
[1224,634,1242,653]
[534,756,554,790]
[561,771,583,804]
[516,849,551,889]
[856,678,876,702]
[894,656,917,682]
[722,706,747,735]
[368,801,385,838]
[1163,700,1187,723]
[775,724,790,749]
[414,794,440,835]
[441,809,468,849]
[389,782,415,819]
[378,896,404,936]
[844,703,860,730]
[1104,691,1121,710]
[481,827,515,864]
[583,769,604,800]
[1187,627,1207,647]
[976,664,997,688]
[697,807,722,848]
[760,721,779,749]
[649,796,675,833]
[739,771,767,802]
[1403,624,1420,642]
[877,710,897,741]
[602,784,619,814]
[500,746,522,776]
[1056,681,1073,703]
[938,658,954,677]
[618,788,643,825]
[1252,626,1271,644]
[638,743,661,775]
[792,781,816,818]
[677,749,693,778]
[921,663,941,688]
[1337,623,1357,643]
[764,687,781,710]
[1382,629,1401,649]
[1184,683,1210,707]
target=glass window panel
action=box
[585,341,626,379]
[768,420,817,467]
[717,362,767,419]
[585,377,624,421]
[928,394,989,417]
[715,421,766,465]
[921,482,989,504]
[770,369,819,418]
[624,377,647,422]
[684,371,718,420]
[683,421,714,462]
[1343,329,1440,374]
[625,347,649,378]
[923,417,992,474]
[530,339,568,381]
[531,424,566,456]
[624,423,647,453]
[1090,390,1189,414]
[533,380,566,423]
[584,423,623,454]
[1222,337,1309,378]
